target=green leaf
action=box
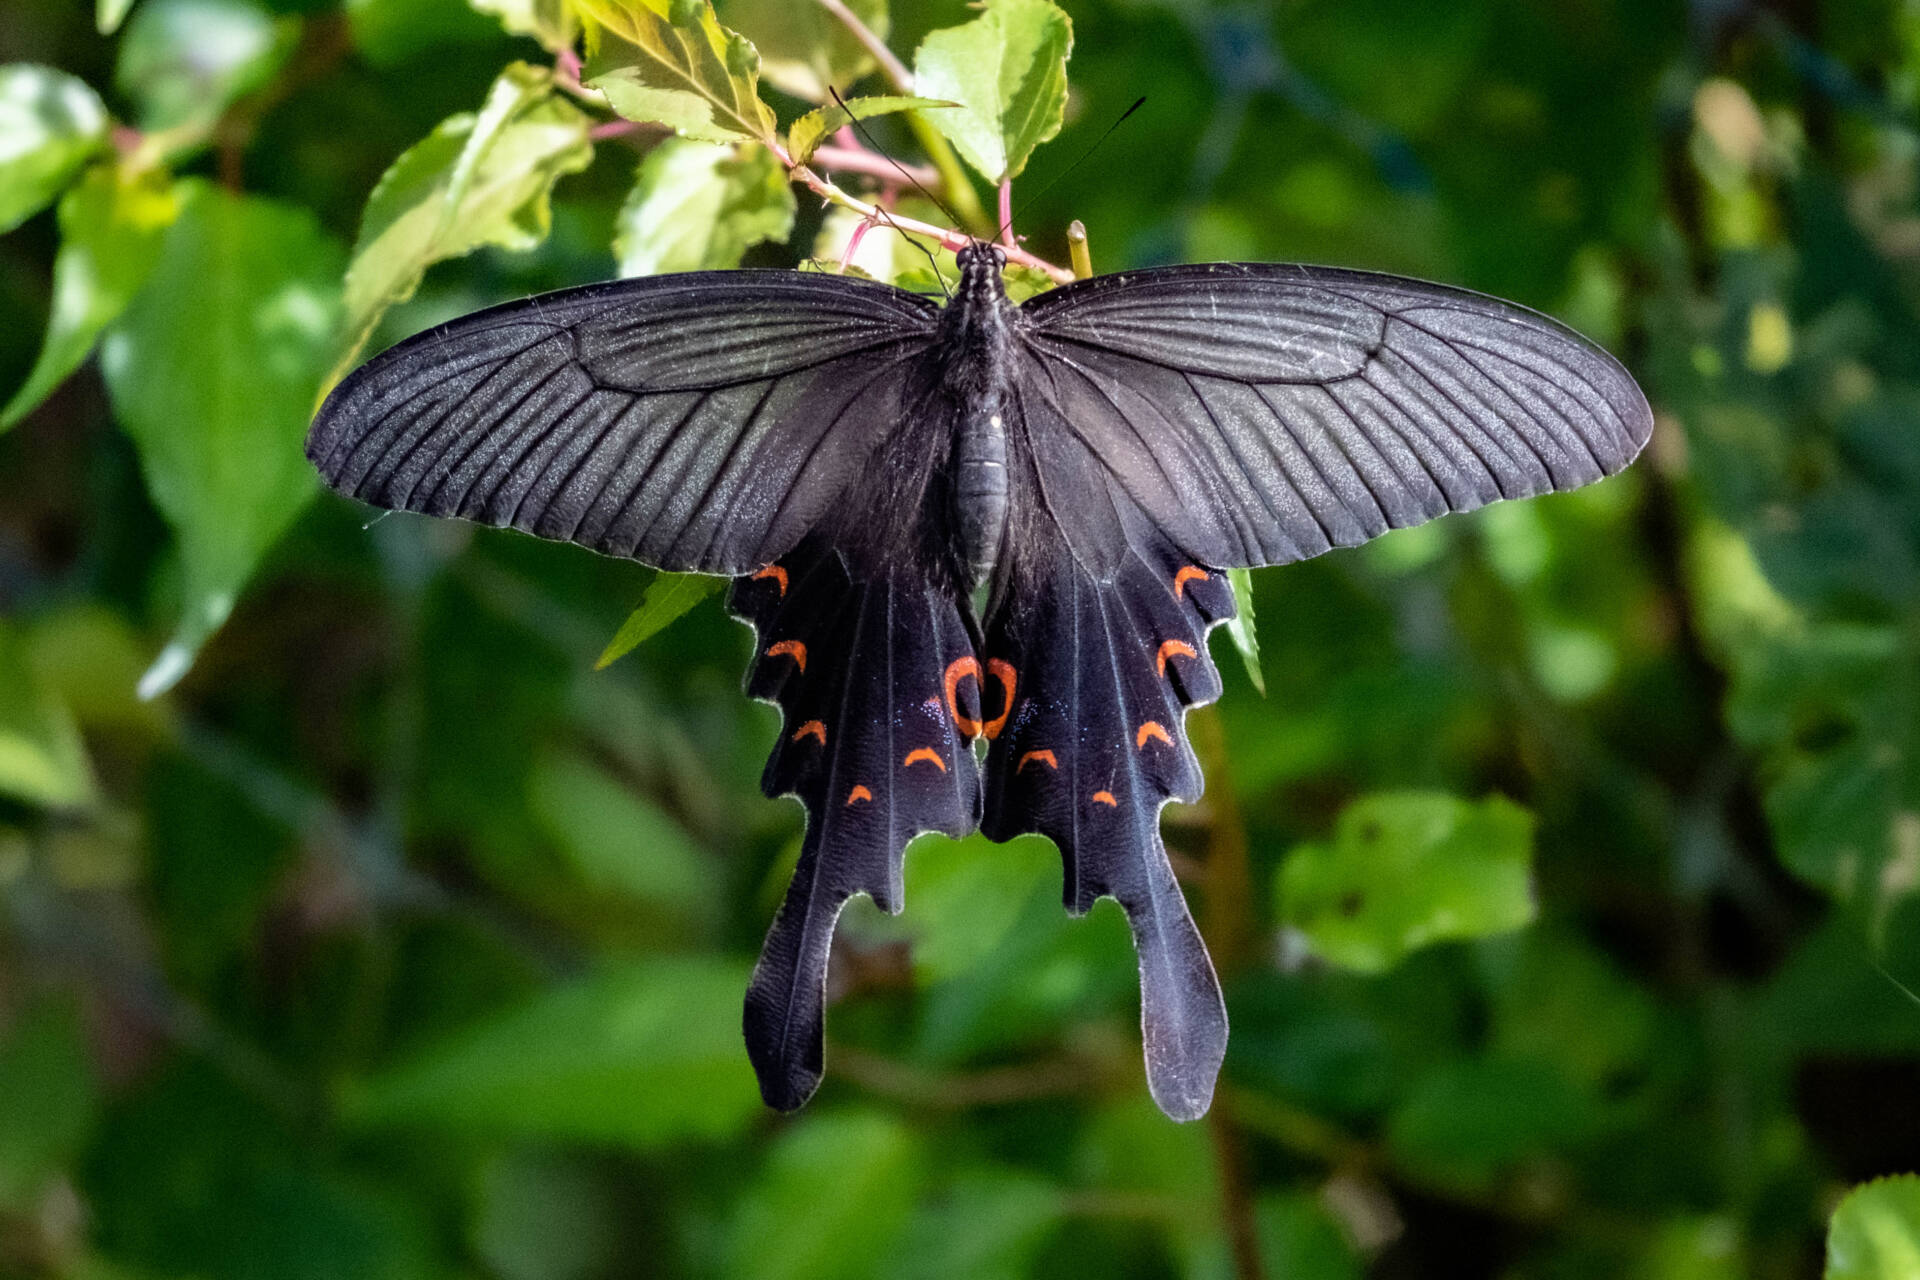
[472,0,577,51]
[1827,1175,1920,1280]
[577,0,778,145]
[1386,1055,1597,1188]
[333,62,592,382]
[727,1111,926,1280]
[0,65,109,233]
[97,0,138,34]
[911,0,1071,182]
[348,959,762,1147]
[787,94,952,167]
[4,162,179,430]
[595,571,724,667]
[114,0,297,139]
[999,261,1054,302]
[716,0,889,103]
[892,1170,1062,1280]
[1277,791,1537,973]
[97,180,344,698]
[345,0,500,66]
[0,619,94,810]
[527,748,713,922]
[1224,566,1265,695]
[612,138,794,276]
[0,1001,97,1210]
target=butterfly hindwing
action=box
[729,540,982,1109]
[981,392,1235,1120]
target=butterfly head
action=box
[954,242,1009,303]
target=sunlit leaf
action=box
[97,0,137,34]
[0,619,94,810]
[595,570,724,667]
[787,94,951,167]
[1224,566,1265,695]
[1827,1175,1920,1280]
[1278,791,1536,973]
[4,161,179,430]
[98,180,344,697]
[472,0,576,51]
[333,62,592,381]
[717,0,889,103]
[0,65,108,233]
[348,959,761,1147]
[576,0,778,145]
[114,0,297,139]
[911,0,1071,182]
[727,1111,925,1280]
[612,138,793,276]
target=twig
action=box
[793,163,1074,282]
[999,177,1016,246]
[813,0,914,92]
[812,144,940,188]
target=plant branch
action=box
[811,143,939,188]
[813,0,913,94]
[793,164,1074,282]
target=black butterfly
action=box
[307,245,1653,1121]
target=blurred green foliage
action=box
[3,0,1920,1276]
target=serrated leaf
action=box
[613,138,793,276]
[717,0,888,103]
[4,162,179,430]
[348,959,761,1147]
[0,65,109,233]
[595,572,724,668]
[911,0,1071,182]
[472,0,576,51]
[97,180,344,698]
[787,94,951,167]
[1827,1175,1920,1280]
[1224,566,1264,695]
[1278,791,1536,973]
[114,0,297,139]
[0,620,95,810]
[332,62,592,382]
[576,0,777,145]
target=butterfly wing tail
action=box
[730,544,983,1109]
[982,518,1236,1121]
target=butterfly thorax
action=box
[940,245,1018,589]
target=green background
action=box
[4,0,1920,1276]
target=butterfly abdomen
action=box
[940,245,1021,587]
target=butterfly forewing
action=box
[1016,263,1653,569]
[307,272,941,575]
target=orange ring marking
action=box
[943,656,984,737]
[1092,790,1118,808]
[982,659,1017,739]
[1017,749,1058,773]
[766,639,806,672]
[1173,566,1208,598]
[1156,639,1198,677]
[752,565,788,596]
[903,747,947,772]
[846,785,873,805]
[791,720,826,745]
[1136,721,1173,750]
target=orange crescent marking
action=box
[766,639,806,672]
[943,656,984,737]
[752,565,788,596]
[1173,566,1208,598]
[791,720,826,745]
[1092,790,1118,808]
[1017,749,1058,773]
[1136,721,1173,750]
[903,747,948,772]
[846,785,873,805]
[982,659,1017,739]
[1156,639,1198,677]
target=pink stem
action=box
[810,144,939,188]
[998,178,1015,247]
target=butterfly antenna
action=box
[996,95,1146,247]
[827,87,957,298]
